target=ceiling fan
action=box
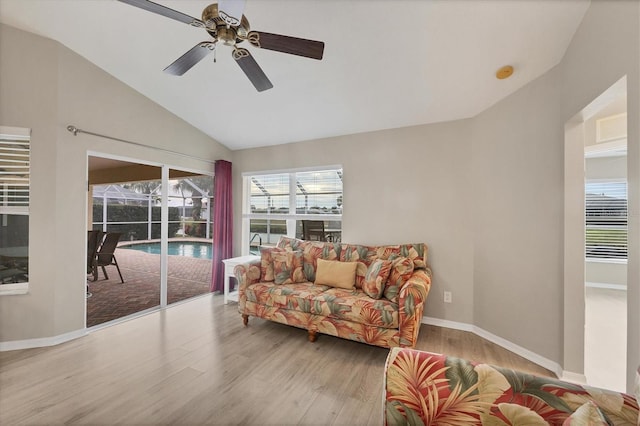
[118,0,325,92]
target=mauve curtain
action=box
[211,160,233,293]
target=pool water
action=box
[122,242,213,260]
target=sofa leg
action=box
[242,314,249,327]
[308,330,317,342]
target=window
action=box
[585,180,627,260]
[243,167,343,253]
[0,126,30,294]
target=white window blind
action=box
[243,167,343,251]
[296,170,343,214]
[250,173,290,214]
[0,134,30,211]
[585,181,627,260]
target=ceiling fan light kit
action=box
[118,0,325,92]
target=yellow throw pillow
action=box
[314,259,357,289]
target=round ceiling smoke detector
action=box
[496,65,514,80]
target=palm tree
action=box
[121,181,161,204]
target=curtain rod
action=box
[66,125,216,165]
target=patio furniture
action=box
[93,232,124,283]
[0,247,29,284]
[0,266,28,283]
[87,230,103,275]
[87,230,103,296]
[302,220,328,242]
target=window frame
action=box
[242,165,343,254]
[0,126,31,296]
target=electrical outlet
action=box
[444,291,452,303]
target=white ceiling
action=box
[0,0,590,150]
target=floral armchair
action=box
[384,348,639,425]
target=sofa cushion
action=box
[245,281,329,313]
[562,401,609,425]
[277,236,309,252]
[260,246,285,282]
[367,244,428,270]
[384,256,414,303]
[272,250,306,284]
[362,259,392,299]
[315,259,357,289]
[300,241,341,282]
[311,288,398,328]
[341,244,377,265]
[398,244,428,270]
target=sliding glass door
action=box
[165,170,214,305]
[87,157,214,327]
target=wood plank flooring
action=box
[0,294,553,425]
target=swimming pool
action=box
[121,241,213,260]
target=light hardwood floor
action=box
[0,294,552,425]
[585,286,626,392]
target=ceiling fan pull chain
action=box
[214,48,217,63]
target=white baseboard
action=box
[421,316,474,332]
[0,328,87,352]
[561,370,588,385]
[422,316,564,378]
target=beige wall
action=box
[471,66,565,363]
[0,24,231,342]
[232,120,476,324]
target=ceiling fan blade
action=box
[164,42,215,76]
[117,0,204,27]
[232,48,273,92]
[218,0,246,27]
[247,31,324,60]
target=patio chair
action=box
[87,230,103,297]
[93,232,124,283]
[302,220,329,242]
[87,230,103,277]
[0,255,28,283]
[0,266,28,283]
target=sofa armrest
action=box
[234,261,261,311]
[397,269,432,347]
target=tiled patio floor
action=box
[86,248,213,327]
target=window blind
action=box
[0,135,30,211]
[296,170,343,214]
[585,181,627,260]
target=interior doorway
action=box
[563,77,628,392]
[86,155,214,328]
[583,97,627,392]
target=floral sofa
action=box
[234,237,432,348]
[384,347,640,425]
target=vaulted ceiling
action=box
[0,0,590,150]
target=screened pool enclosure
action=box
[92,175,214,242]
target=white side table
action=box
[222,255,260,304]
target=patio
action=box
[86,247,213,328]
